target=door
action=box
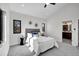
[0,9,3,44]
[78,20,79,46]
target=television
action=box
[63,25,68,31]
[0,9,3,44]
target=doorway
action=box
[62,21,72,45]
[0,9,3,44]
[78,20,79,46]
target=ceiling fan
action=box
[44,3,56,8]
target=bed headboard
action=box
[25,29,40,39]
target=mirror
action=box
[42,23,45,32]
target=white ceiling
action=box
[8,3,67,19]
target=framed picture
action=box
[13,20,21,34]
[42,23,45,32]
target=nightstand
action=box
[20,37,24,45]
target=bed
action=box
[33,36,59,55]
[25,29,59,56]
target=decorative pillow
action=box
[27,33,32,38]
[32,32,39,37]
[26,33,33,43]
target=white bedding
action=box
[26,34,59,56]
[38,36,54,42]
[33,36,59,55]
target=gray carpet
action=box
[63,39,72,45]
[40,42,79,56]
[8,42,79,56]
[8,45,35,56]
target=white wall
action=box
[0,4,10,56]
[9,11,47,46]
[47,3,79,46]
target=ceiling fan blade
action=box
[44,4,47,8]
[44,3,56,8]
[50,3,56,5]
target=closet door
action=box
[0,9,3,44]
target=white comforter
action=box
[26,36,59,56]
[33,36,59,55]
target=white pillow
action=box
[32,33,39,37]
[27,33,32,38]
[26,33,32,44]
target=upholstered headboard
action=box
[25,29,40,39]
